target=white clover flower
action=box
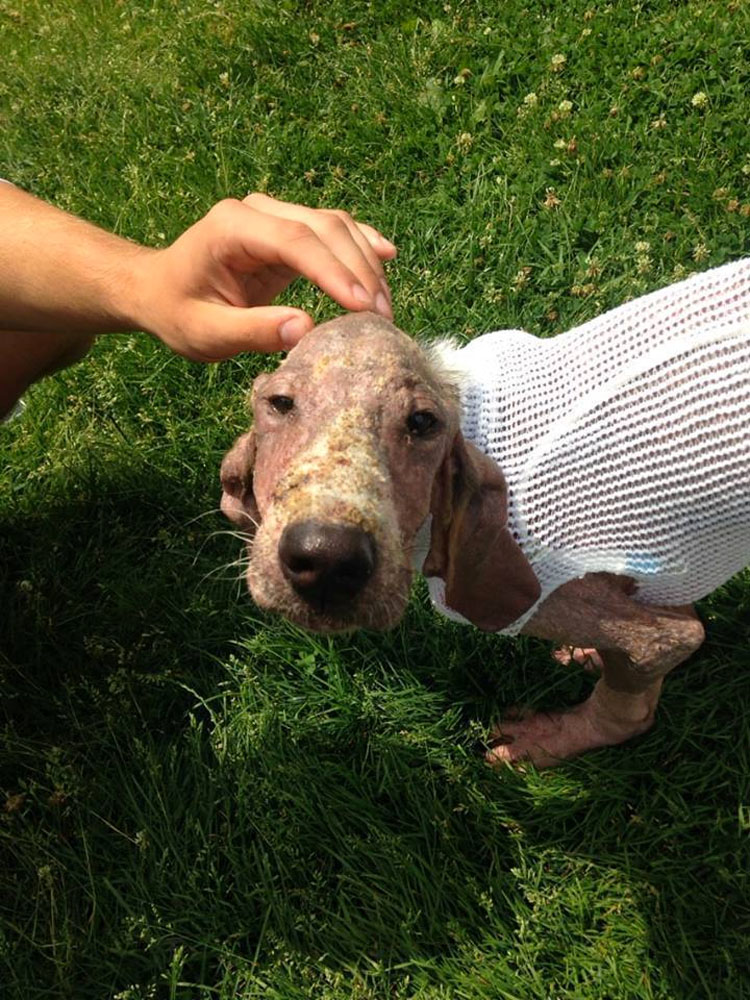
[691,91,709,109]
[523,92,539,107]
[692,243,709,262]
[512,266,532,290]
[550,53,567,72]
[637,254,652,275]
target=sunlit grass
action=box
[1,1,750,997]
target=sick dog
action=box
[221,259,750,765]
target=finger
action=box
[180,303,314,359]
[258,198,391,311]
[353,220,398,260]
[322,209,392,273]
[217,202,392,318]
[244,193,396,259]
[326,210,395,304]
[240,195,393,316]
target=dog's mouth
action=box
[248,572,412,634]
[246,516,413,633]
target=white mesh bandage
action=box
[427,259,750,633]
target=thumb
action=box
[191,303,314,358]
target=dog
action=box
[221,259,750,766]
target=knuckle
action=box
[328,208,353,226]
[207,197,242,230]
[283,220,315,243]
[319,212,350,238]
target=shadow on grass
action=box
[1,470,749,998]
[0,476,236,741]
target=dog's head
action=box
[221,312,539,633]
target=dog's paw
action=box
[484,692,655,769]
[484,708,590,768]
[551,645,604,672]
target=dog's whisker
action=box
[191,528,254,568]
[197,555,253,587]
[205,527,255,544]
[185,507,227,526]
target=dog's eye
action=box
[407,409,440,437]
[269,395,294,415]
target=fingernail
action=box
[379,236,397,254]
[375,291,392,318]
[352,283,371,305]
[279,316,308,347]
[380,277,392,302]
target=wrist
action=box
[110,244,163,334]
[0,184,161,336]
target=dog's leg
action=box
[485,574,705,768]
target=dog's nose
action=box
[278,520,376,611]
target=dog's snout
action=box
[279,520,376,611]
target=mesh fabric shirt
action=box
[427,259,750,633]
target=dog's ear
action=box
[220,429,259,534]
[423,433,540,631]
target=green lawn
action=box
[2,1,750,996]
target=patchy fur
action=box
[221,311,711,766]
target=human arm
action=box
[0,185,397,359]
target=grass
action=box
[1,0,750,996]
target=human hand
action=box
[130,193,397,360]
